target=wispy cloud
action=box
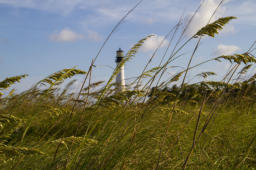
[97,8,124,21]
[214,44,240,56]
[50,28,83,43]
[186,0,228,36]
[1,0,255,33]
[0,0,184,24]
[87,30,102,42]
[0,0,123,15]
[141,34,168,52]
[221,24,236,34]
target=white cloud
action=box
[215,44,240,56]
[50,29,83,43]
[87,30,102,42]
[186,0,228,36]
[141,34,168,52]
[221,24,236,34]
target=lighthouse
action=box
[115,48,126,92]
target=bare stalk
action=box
[181,94,206,170]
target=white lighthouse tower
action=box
[115,48,126,92]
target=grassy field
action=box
[1,1,256,169]
[0,88,255,169]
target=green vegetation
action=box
[1,1,256,169]
[0,77,256,169]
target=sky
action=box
[0,0,256,92]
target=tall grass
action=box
[0,1,256,169]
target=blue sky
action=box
[0,0,256,92]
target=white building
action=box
[115,48,126,92]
